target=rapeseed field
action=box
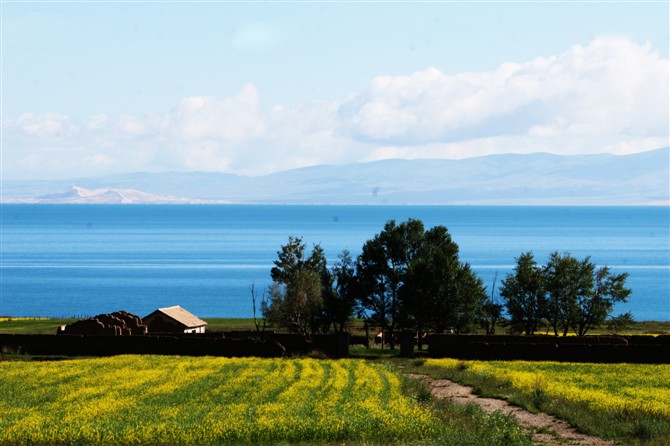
[426,358,670,445]
[0,356,442,445]
[427,359,670,418]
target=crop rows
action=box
[0,355,441,445]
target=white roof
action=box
[154,306,207,328]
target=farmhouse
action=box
[143,306,207,334]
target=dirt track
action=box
[405,374,616,446]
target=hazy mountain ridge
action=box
[2,148,668,205]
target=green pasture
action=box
[0,318,77,334]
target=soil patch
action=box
[406,373,615,446]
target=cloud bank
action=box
[3,38,668,179]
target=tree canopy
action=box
[501,251,631,336]
[398,225,487,335]
[355,219,425,348]
[500,252,546,335]
[265,237,330,338]
[355,220,487,347]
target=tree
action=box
[328,250,358,333]
[481,272,503,335]
[543,252,631,336]
[356,219,425,349]
[447,262,489,333]
[250,284,268,334]
[270,236,326,285]
[606,311,635,334]
[265,237,331,338]
[266,269,322,338]
[397,252,435,344]
[499,252,547,335]
[399,225,487,336]
[574,265,631,336]
[544,252,593,336]
[357,220,488,348]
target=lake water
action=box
[1,205,668,321]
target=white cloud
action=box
[118,115,149,137]
[340,38,669,149]
[4,112,79,140]
[2,37,667,180]
[165,84,264,142]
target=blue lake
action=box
[1,205,668,321]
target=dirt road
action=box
[406,374,616,446]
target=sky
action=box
[1,1,669,180]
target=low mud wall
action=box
[0,334,283,358]
[0,332,349,358]
[221,332,349,358]
[427,334,670,363]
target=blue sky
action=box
[2,1,669,180]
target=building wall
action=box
[143,312,205,334]
[144,313,185,333]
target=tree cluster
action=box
[500,251,632,336]
[263,220,633,343]
[263,237,356,339]
[264,219,487,345]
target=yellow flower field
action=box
[427,358,670,419]
[0,355,442,445]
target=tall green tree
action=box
[574,265,631,336]
[481,273,503,335]
[266,269,322,338]
[446,262,488,333]
[543,251,631,336]
[544,252,593,336]
[270,236,328,285]
[500,252,547,335]
[266,237,332,337]
[399,225,486,336]
[357,220,488,347]
[328,250,358,333]
[356,219,425,349]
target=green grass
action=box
[610,320,670,335]
[0,318,77,334]
[202,318,257,331]
[480,320,670,336]
[349,345,404,359]
[402,358,670,446]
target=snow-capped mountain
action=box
[2,186,227,204]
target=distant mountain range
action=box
[2,148,668,205]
